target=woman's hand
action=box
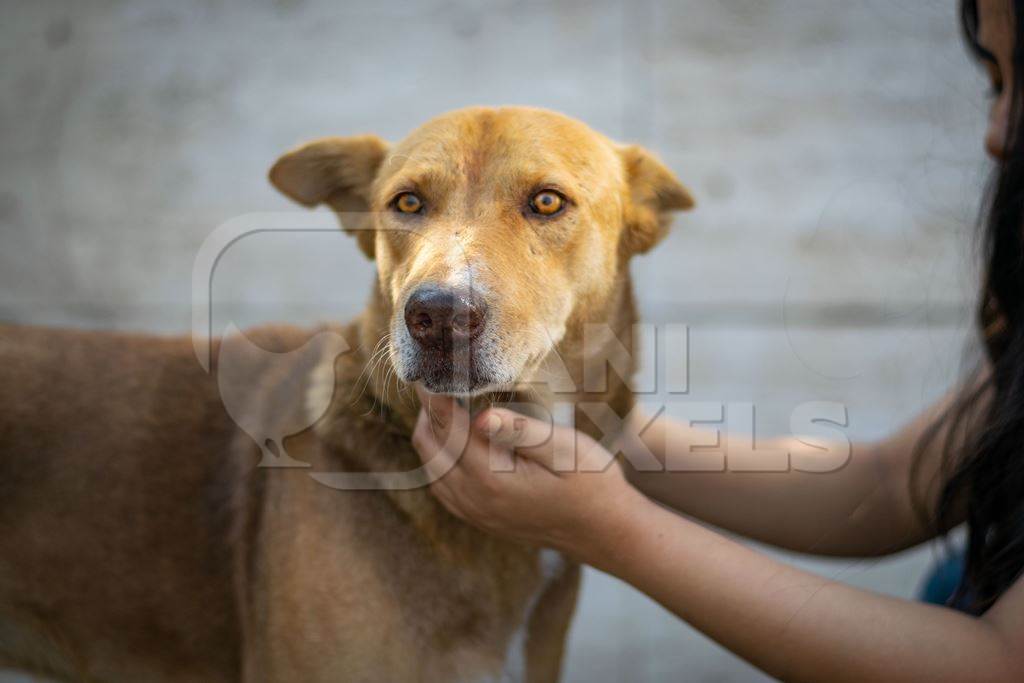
[412,389,1024,683]
[411,385,646,563]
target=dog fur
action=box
[0,106,691,682]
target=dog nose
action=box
[404,286,487,349]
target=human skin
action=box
[410,1,1024,681]
[412,386,1024,683]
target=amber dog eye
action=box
[529,190,565,216]
[394,192,423,214]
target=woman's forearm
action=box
[584,492,1023,683]
[629,416,914,555]
[628,407,946,556]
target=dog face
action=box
[270,107,692,395]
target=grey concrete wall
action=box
[0,1,989,680]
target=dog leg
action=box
[521,554,581,683]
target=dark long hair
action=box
[915,0,1024,614]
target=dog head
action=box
[270,106,692,396]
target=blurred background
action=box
[0,0,988,680]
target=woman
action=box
[411,1,1024,680]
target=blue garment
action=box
[919,550,966,607]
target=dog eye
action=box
[394,192,423,214]
[529,190,565,216]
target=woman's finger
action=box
[414,384,477,460]
[412,409,463,483]
[415,384,455,431]
[472,408,581,474]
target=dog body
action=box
[0,107,690,681]
[0,323,580,682]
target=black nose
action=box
[404,286,487,350]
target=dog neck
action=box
[302,275,638,560]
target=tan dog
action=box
[0,106,692,682]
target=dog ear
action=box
[269,135,389,259]
[619,145,694,254]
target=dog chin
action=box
[418,378,494,397]
[392,339,527,397]
[399,361,518,397]
[407,366,505,397]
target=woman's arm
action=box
[592,486,1024,683]
[411,388,1023,683]
[627,387,971,556]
